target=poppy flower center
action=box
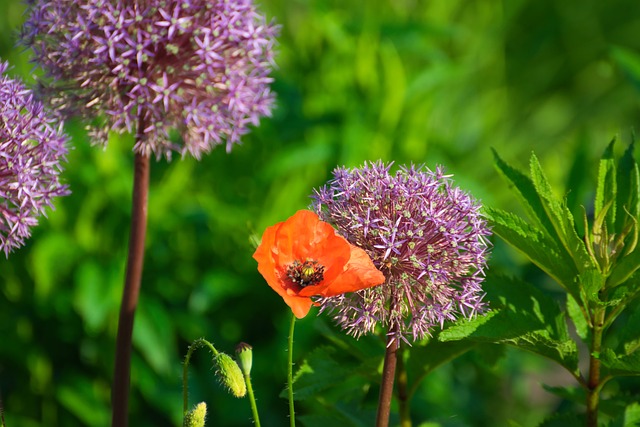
[287,258,325,287]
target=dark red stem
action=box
[111,151,150,427]
[376,324,399,427]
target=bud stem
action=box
[244,371,261,427]
[287,313,297,427]
[183,339,219,415]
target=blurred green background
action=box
[1,0,640,426]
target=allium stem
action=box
[376,325,399,427]
[396,345,412,427]
[287,313,297,427]
[111,150,150,427]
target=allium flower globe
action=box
[21,0,279,159]
[313,161,491,343]
[0,61,69,256]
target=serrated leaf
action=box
[439,274,579,375]
[486,207,581,301]
[595,139,617,229]
[287,346,350,401]
[529,154,594,275]
[566,294,589,343]
[601,348,640,376]
[492,148,555,234]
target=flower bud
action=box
[235,342,253,376]
[213,353,246,398]
[183,402,207,427]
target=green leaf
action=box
[529,154,594,275]
[288,346,351,401]
[541,384,585,404]
[439,274,579,375]
[613,301,640,356]
[595,139,617,229]
[609,402,640,427]
[486,207,581,300]
[406,339,475,381]
[492,148,555,234]
[579,268,606,302]
[615,141,639,234]
[537,412,585,427]
[608,248,640,288]
[566,295,589,343]
[601,348,640,376]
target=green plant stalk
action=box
[288,313,296,427]
[244,372,261,427]
[183,339,219,415]
[111,144,150,427]
[396,345,411,427]
[586,307,605,427]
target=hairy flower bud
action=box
[213,353,246,398]
[183,402,207,427]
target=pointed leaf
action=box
[486,207,581,300]
[595,139,617,229]
[609,402,640,427]
[579,268,606,303]
[537,412,585,427]
[288,346,351,400]
[492,148,555,234]
[529,154,594,275]
[608,247,640,288]
[611,45,640,92]
[615,141,639,233]
[406,339,475,381]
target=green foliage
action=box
[490,140,640,425]
[1,0,640,426]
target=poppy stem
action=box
[111,146,150,427]
[376,325,399,427]
[183,338,219,416]
[244,370,261,427]
[287,313,297,427]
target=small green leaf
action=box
[486,207,581,300]
[566,295,589,343]
[613,300,640,356]
[541,384,585,404]
[537,412,585,427]
[595,139,617,229]
[288,346,350,401]
[608,247,640,288]
[579,268,606,302]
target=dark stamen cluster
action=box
[287,259,325,288]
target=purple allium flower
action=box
[21,0,279,160]
[0,61,69,256]
[312,161,491,344]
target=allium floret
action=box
[312,161,491,343]
[21,0,279,159]
[0,61,69,256]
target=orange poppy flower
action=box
[253,210,386,318]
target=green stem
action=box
[244,373,261,427]
[586,308,605,427]
[288,313,296,427]
[396,344,411,427]
[183,339,219,415]
[111,149,150,427]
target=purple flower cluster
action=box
[21,0,279,159]
[0,61,69,256]
[313,161,491,343]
